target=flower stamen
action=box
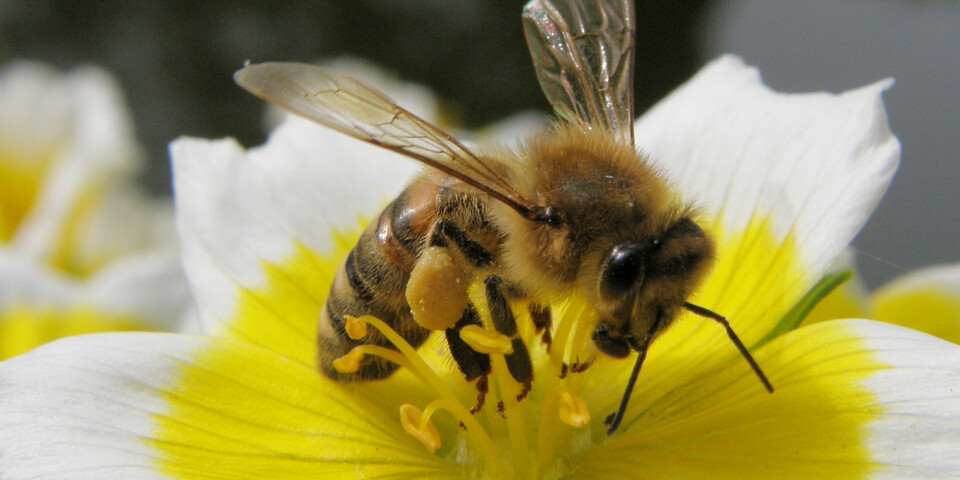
[347,315,501,471]
[533,299,597,477]
[549,298,592,377]
[558,390,590,428]
[460,324,514,354]
[332,345,412,375]
[343,315,368,340]
[399,403,442,453]
[331,348,365,374]
[549,303,577,375]
[489,352,531,478]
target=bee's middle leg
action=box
[484,275,534,401]
[445,305,492,413]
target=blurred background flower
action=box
[1,0,956,291]
[805,252,960,344]
[0,62,192,360]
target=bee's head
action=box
[591,217,715,358]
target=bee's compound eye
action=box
[600,242,646,299]
[592,323,631,358]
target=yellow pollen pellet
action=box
[332,348,365,374]
[399,404,441,453]
[459,324,514,354]
[558,390,590,428]
[343,315,368,340]
[406,246,468,331]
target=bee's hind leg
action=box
[405,218,489,333]
[429,219,494,268]
[426,220,533,403]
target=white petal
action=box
[171,116,418,332]
[0,333,191,479]
[849,320,960,478]
[573,319,960,479]
[0,332,457,479]
[463,110,548,148]
[635,55,900,280]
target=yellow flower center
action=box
[332,285,602,478]
[152,217,845,479]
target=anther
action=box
[343,315,368,340]
[558,390,590,428]
[460,325,514,355]
[332,348,365,374]
[400,404,442,453]
[353,315,500,468]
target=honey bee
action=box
[235,0,773,435]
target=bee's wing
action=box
[235,62,540,219]
[522,0,635,146]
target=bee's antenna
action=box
[683,302,774,394]
[605,314,665,435]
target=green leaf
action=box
[752,270,854,349]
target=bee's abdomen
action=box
[317,181,440,381]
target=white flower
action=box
[2,56,959,479]
[0,62,192,359]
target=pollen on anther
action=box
[460,324,514,354]
[343,315,369,340]
[400,404,441,453]
[332,348,365,374]
[558,390,590,428]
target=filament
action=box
[348,315,501,470]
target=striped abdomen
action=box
[317,176,493,380]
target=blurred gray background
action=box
[1,0,957,288]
